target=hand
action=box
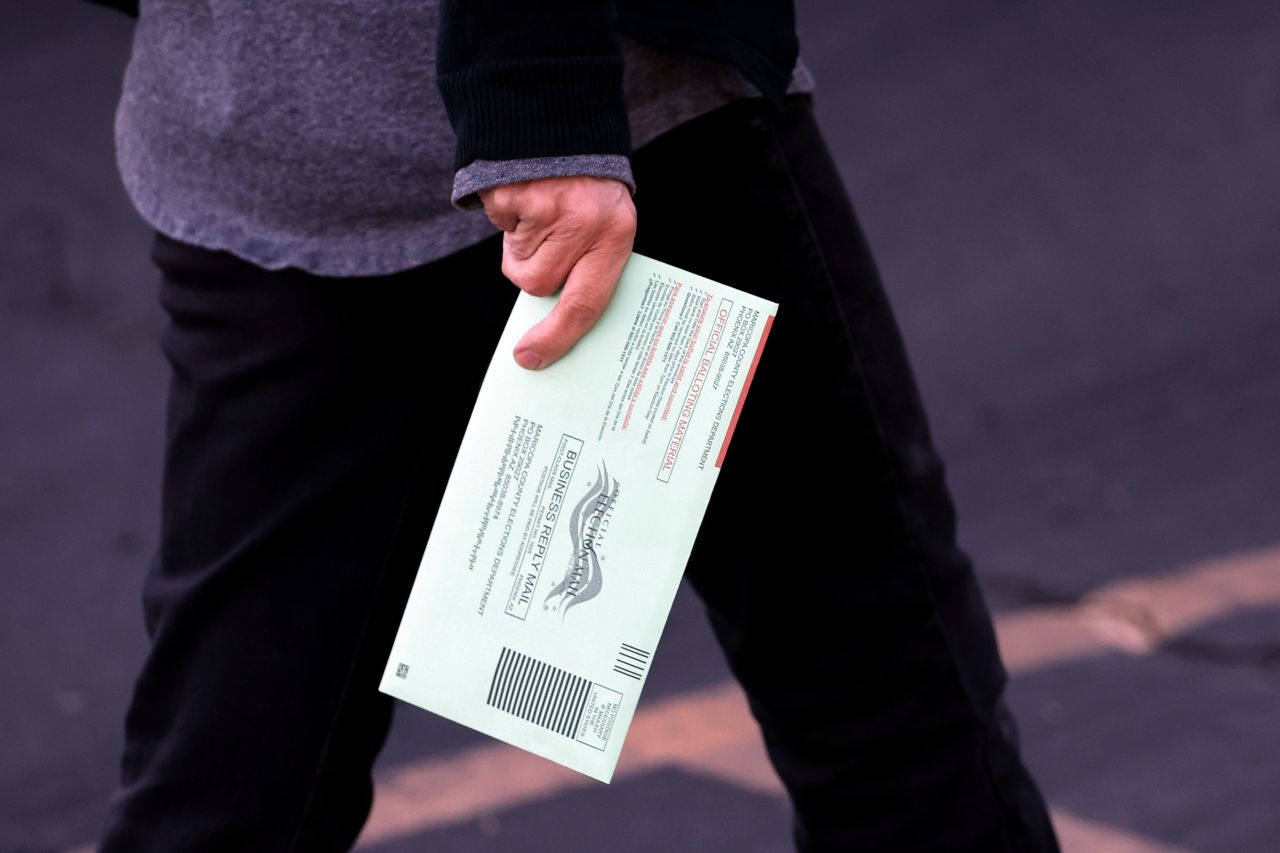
[481,176,637,370]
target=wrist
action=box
[452,155,635,210]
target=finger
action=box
[485,205,520,232]
[502,191,590,261]
[480,184,525,232]
[484,182,561,239]
[503,217,551,262]
[502,229,588,296]
[513,237,630,369]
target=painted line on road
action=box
[66,544,1279,852]
[358,680,754,846]
[997,542,1280,673]
[1049,808,1195,853]
[358,679,1196,853]
[355,543,1280,849]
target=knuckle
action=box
[504,231,536,261]
[532,279,564,297]
[484,209,509,231]
[558,293,601,329]
[510,255,562,296]
[603,203,637,239]
[525,277,560,297]
[521,194,557,227]
[488,184,520,210]
[616,195,638,224]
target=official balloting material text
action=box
[380,253,778,782]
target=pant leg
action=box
[630,96,1061,852]
[99,233,513,852]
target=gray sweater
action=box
[115,0,811,277]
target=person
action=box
[91,0,1062,850]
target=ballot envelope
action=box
[380,252,777,782]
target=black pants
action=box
[100,96,1061,852]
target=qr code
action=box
[395,663,410,679]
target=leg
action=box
[631,97,1060,852]
[100,234,513,851]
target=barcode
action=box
[486,647,592,738]
[614,642,650,681]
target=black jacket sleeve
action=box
[437,0,632,171]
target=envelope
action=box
[380,252,777,782]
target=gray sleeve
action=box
[451,154,636,210]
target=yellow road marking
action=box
[359,681,755,846]
[70,544,1280,852]
[357,543,1280,849]
[998,543,1280,672]
[1050,808,1196,853]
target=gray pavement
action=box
[3,1,1279,851]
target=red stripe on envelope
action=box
[715,314,774,468]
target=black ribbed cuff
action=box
[440,56,632,170]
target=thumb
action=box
[514,241,631,369]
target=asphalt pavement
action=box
[3,1,1278,851]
